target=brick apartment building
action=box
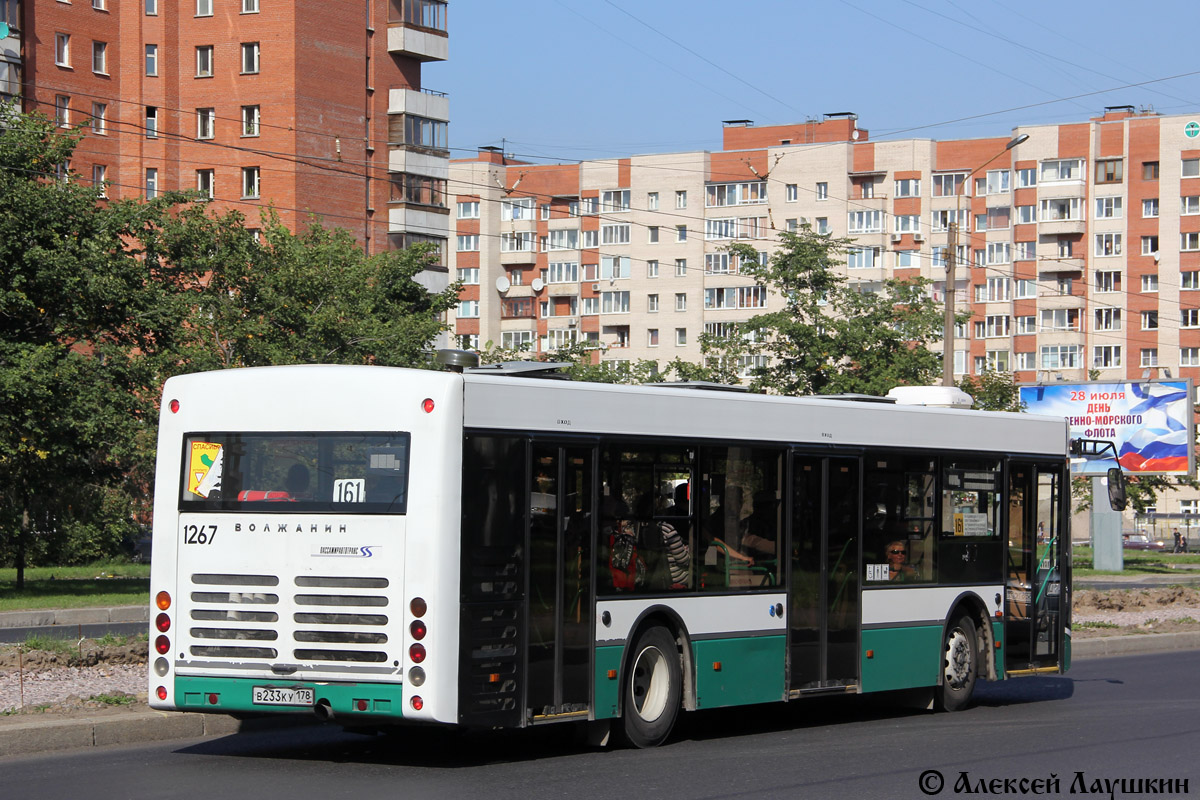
[3,0,450,287]
[450,109,1200,387]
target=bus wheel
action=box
[937,614,977,712]
[622,626,681,748]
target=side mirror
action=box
[1107,467,1127,512]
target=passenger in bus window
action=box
[285,464,311,500]
[886,540,916,582]
[741,490,780,561]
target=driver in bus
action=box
[886,539,916,582]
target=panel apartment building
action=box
[7,0,450,287]
[451,108,1200,392]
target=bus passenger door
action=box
[789,454,861,691]
[527,442,596,719]
[1005,462,1065,672]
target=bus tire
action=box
[621,626,681,748]
[937,614,977,712]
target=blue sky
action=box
[435,0,1200,163]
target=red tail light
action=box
[410,696,423,711]
[410,620,427,640]
[410,597,427,617]
[169,399,180,413]
[156,686,168,700]
[409,643,426,664]
[155,613,171,632]
[155,635,170,655]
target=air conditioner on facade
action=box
[890,233,902,243]
[591,283,601,291]
[567,317,578,327]
[913,232,925,242]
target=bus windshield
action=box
[178,432,411,514]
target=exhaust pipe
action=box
[313,700,335,722]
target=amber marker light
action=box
[156,591,171,610]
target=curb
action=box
[1072,630,1200,658]
[0,606,148,630]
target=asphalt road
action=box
[3,650,1197,800]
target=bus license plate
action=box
[252,686,314,707]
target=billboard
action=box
[1018,381,1195,476]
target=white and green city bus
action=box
[148,356,1071,746]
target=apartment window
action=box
[647,192,659,210]
[500,198,534,221]
[1093,346,1122,369]
[539,204,550,221]
[1015,279,1036,299]
[1016,315,1036,335]
[600,256,630,279]
[1040,197,1081,221]
[932,173,966,197]
[647,226,659,244]
[986,242,1011,265]
[1016,205,1036,224]
[648,329,659,347]
[1057,237,1074,257]
[1040,345,1080,369]
[1183,196,1200,216]
[501,232,535,253]
[456,200,479,219]
[601,190,630,212]
[1056,276,1073,296]
[1143,161,1159,180]
[1142,235,1160,255]
[196,0,212,15]
[1141,349,1158,368]
[675,190,687,209]
[1040,309,1078,332]
[675,328,687,346]
[647,259,659,278]
[242,0,259,11]
[1016,352,1037,371]
[455,235,478,252]
[601,224,630,245]
[90,102,106,135]
[1142,274,1159,293]
[1144,198,1159,218]
[1184,271,1200,290]
[847,247,879,269]
[859,179,876,199]
[815,182,828,201]
[674,258,687,277]
[54,95,70,127]
[55,34,70,67]
[1040,158,1083,182]
[241,43,260,74]
[92,41,107,74]
[1142,311,1159,331]
[457,300,479,319]
[242,166,260,198]
[1182,348,1200,367]
[1095,271,1121,293]
[145,106,158,138]
[1095,159,1123,184]
[196,46,214,77]
[1094,233,1122,257]
[196,169,214,200]
[145,168,158,199]
[546,229,578,251]
[1015,241,1036,261]
[1183,159,1200,179]
[785,183,798,202]
[986,206,1011,230]
[92,164,107,197]
[815,218,829,234]
[241,104,260,136]
[1017,168,1037,188]
[931,208,969,233]
[581,230,598,248]
[847,210,882,233]
[1182,309,1200,329]
[145,44,158,76]
[675,292,687,312]
[985,170,1010,194]
[580,297,597,315]
[145,0,157,13]
[1095,196,1123,219]
[983,315,1011,337]
[895,250,917,268]
[647,294,659,312]
[676,225,687,242]
[894,178,920,198]
[601,291,630,314]
[195,108,216,140]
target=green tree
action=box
[957,370,1024,412]
[716,228,944,396]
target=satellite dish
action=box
[531,278,545,292]
[495,276,511,293]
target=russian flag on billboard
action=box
[1116,383,1190,472]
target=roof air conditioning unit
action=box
[890,233,902,243]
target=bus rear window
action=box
[179,432,410,514]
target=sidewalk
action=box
[2,601,1198,758]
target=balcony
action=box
[387,0,448,62]
[1039,218,1086,236]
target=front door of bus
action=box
[1005,461,1065,671]
[789,454,861,690]
[527,442,595,719]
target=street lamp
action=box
[942,133,1030,387]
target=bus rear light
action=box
[155,635,170,655]
[356,699,368,712]
[410,696,423,711]
[409,643,426,664]
[156,686,168,701]
[208,694,219,705]
[169,399,180,414]
[154,657,169,677]
[155,613,171,632]
[410,597,427,617]
[422,398,435,414]
[408,667,426,686]
[156,591,171,610]
[410,620,427,640]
